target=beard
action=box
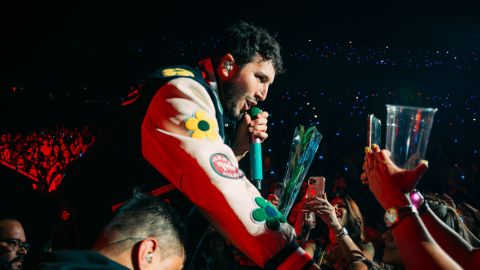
[0,255,24,270]
[220,77,246,120]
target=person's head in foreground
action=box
[0,217,28,270]
[94,193,186,270]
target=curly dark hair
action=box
[213,21,284,74]
[425,193,473,245]
[457,202,480,240]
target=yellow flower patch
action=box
[184,110,219,141]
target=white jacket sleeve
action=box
[141,77,313,268]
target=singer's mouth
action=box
[245,98,257,110]
[241,98,258,115]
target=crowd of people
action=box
[189,174,480,270]
[0,126,95,194]
[2,170,480,269]
[265,88,480,208]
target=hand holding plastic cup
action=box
[385,104,437,170]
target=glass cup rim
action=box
[386,104,438,113]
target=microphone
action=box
[248,107,263,190]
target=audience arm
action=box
[421,205,480,270]
[365,146,463,270]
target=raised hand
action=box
[305,193,342,231]
[365,145,429,209]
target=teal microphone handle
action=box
[250,141,263,189]
[248,106,263,190]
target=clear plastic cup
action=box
[385,105,437,170]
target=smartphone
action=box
[306,176,325,198]
[367,114,382,148]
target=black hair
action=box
[425,193,473,245]
[100,192,186,258]
[457,202,480,240]
[213,21,284,73]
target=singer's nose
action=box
[256,84,268,101]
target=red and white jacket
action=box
[140,59,314,269]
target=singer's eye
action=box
[255,73,268,83]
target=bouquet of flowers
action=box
[277,125,322,216]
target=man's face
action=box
[221,54,275,120]
[0,220,28,270]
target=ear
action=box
[136,238,158,269]
[217,53,236,80]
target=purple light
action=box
[410,193,422,207]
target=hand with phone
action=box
[306,176,325,199]
[305,194,342,231]
[291,177,325,243]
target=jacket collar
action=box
[198,58,237,145]
[198,58,223,115]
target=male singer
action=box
[61,21,317,269]
[137,21,320,269]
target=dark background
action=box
[2,1,480,98]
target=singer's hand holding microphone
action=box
[247,107,268,190]
[232,108,269,160]
[246,109,269,142]
[231,107,269,190]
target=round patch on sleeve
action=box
[210,153,245,179]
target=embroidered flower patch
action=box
[185,110,219,141]
[251,197,286,231]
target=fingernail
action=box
[372,144,379,151]
[364,147,371,154]
[420,160,429,167]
